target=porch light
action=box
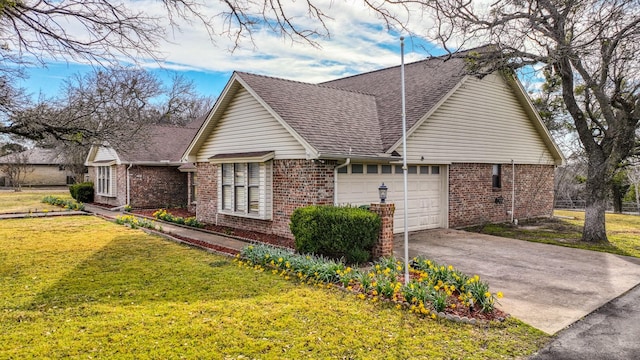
[378,183,388,203]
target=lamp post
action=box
[378,183,388,203]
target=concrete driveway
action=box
[394,229,640,334]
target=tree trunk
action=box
[612,184,624,214]
[582,158,609,243]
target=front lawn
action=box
[0,188,72,214]
[466,210,640,258]
[0,216,549,358]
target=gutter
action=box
[334,158,350,205]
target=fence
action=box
[554,199,640,214]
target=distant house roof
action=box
[0,148,66,165]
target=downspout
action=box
[334,158,351,205]
[511,159,515,224]
[126,163,132,206]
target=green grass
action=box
[0,216,549,358]
[0,188,72,214]
[466,210,640,258]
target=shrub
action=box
[69,182,94,203]
[152,209,204,228]
[290,205,381,264]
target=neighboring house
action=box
[85,120,203,209]
[182,53,565,240]
[0,148,75,187]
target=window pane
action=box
[235,186,245,211]
[222,185,232,210]
[367,164,378,174]
[248,163,260,186]
[337,166,347,173]
[235,163,246,185]
[248,187,259,213]
[222,164,233,185]
[381,165,392,174]
[395,165,403,174]
[351,164,363,174]
[420,166,429,174]
[408,166,417,174]
[431,166,440,175]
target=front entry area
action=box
[336,163,447,232]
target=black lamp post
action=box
[378,183,388,203]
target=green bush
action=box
[69,182,94,203]
[290,205,381,264]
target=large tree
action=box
[421,0,640,243]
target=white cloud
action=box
[124,0,438,82]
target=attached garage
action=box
[336,163,448,233]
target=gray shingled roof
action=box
[322,56,467,151]
[118,117,205,163]
[0,148,66,164]
[234,55,466,156]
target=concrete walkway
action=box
[0,210,87,219]
[83,204,249,253]
[394,229,640,334]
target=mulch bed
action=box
[132,208,295,249]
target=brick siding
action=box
[448,163,555,227]
[128,166,188,209]
[90,165,187,208]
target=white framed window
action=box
[96,166,115,196]
[218,162,272,219]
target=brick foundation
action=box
[448,163,555,227]
[370,203,395,259]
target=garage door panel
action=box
[337,165,445,233]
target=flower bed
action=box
[237,244,507,322]
[41,195,85,211]
[133,208,294,248]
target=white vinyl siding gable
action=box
[94,147,119,163]
[404,73,556,165]
[196,87,306,162]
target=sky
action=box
[16,0,448,101]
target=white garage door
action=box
[336,163,446,233]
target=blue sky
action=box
[15,1,446,101]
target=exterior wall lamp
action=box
[378,182,388,203]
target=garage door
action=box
[336,163,446,233]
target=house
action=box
[0,147,75,187]
[85,120,203,209]
[182,53,565,240]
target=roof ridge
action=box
[235,71,378,98]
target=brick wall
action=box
[196,159,336,239]
[448,163,555,227]
[129,166,188,209]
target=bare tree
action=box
[422,0,640,243]
[0,151,33,191]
